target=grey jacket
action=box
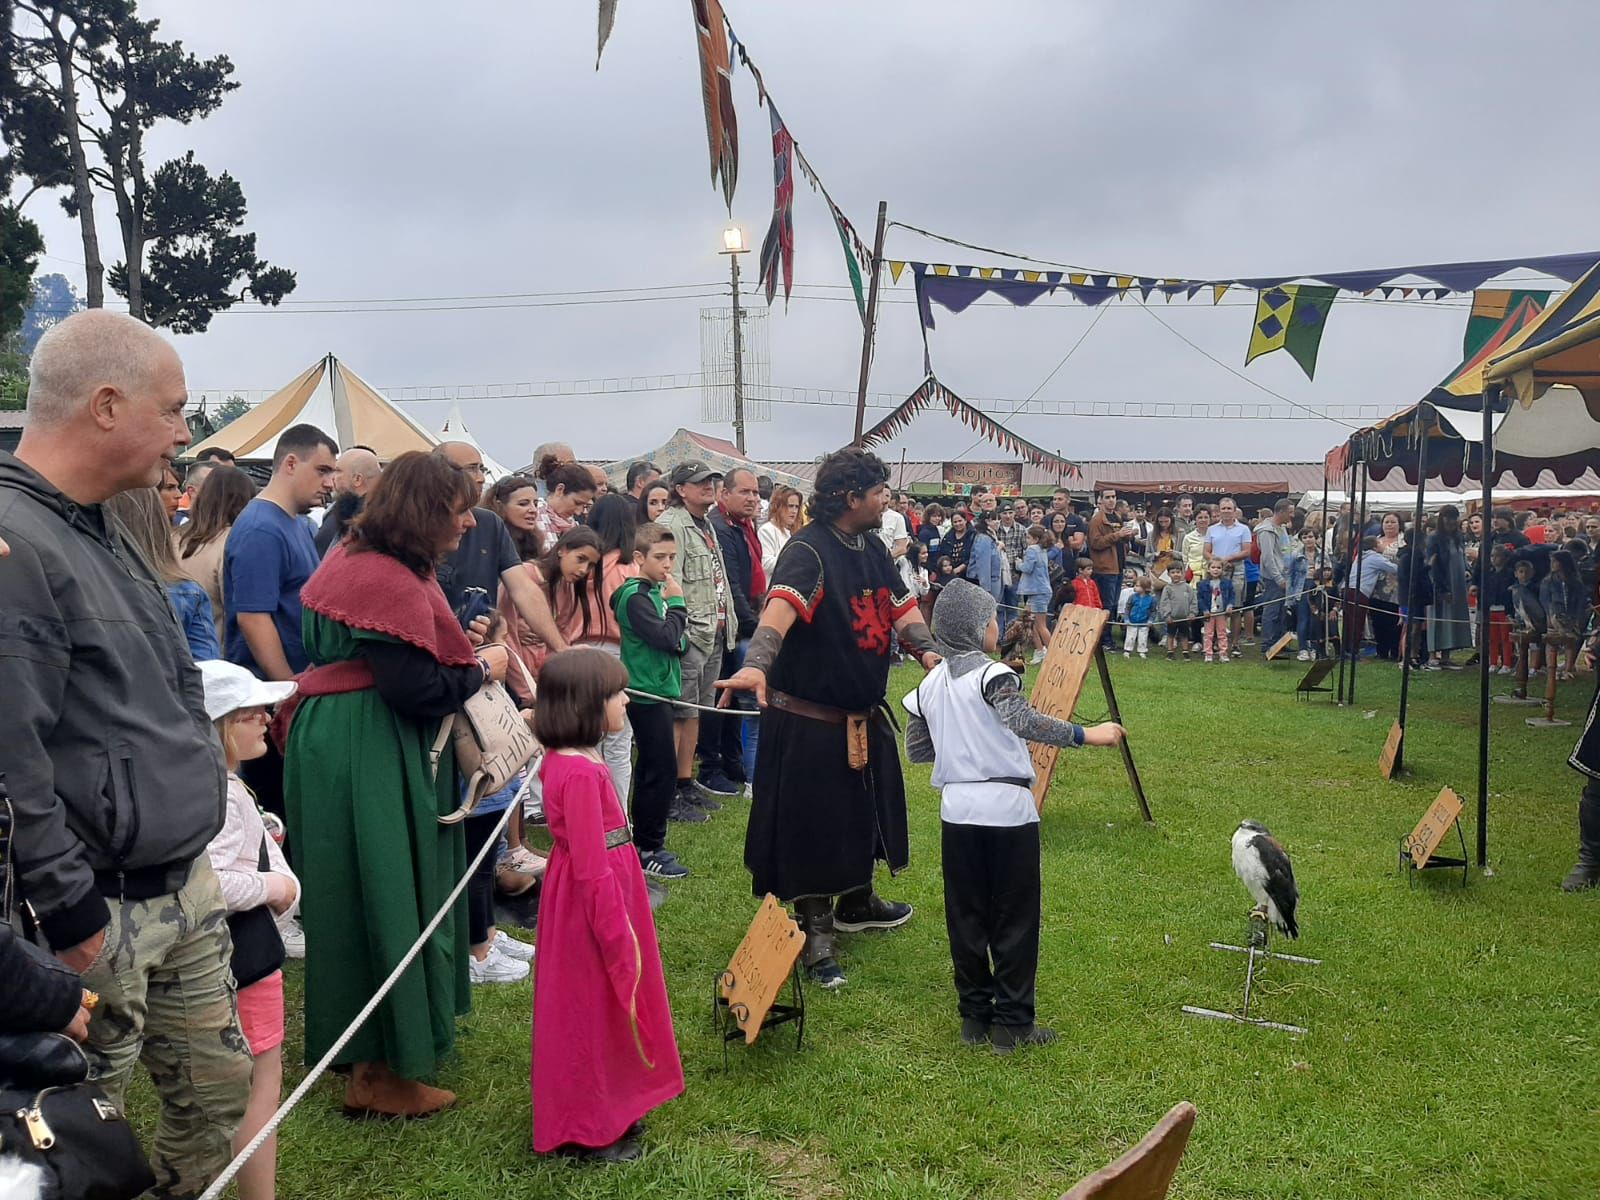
[0,452,227,950]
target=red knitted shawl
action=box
[301,543,478,667]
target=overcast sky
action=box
[21,1,1600,469]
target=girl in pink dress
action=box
[531,649,684,1163]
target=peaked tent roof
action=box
[438,401,513,482]
[600,429,810,492]
[1486,259,1600,405]
[188,354,440,462]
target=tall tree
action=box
[108,151,295,332]
[19,271,82,351]
[12,0,128,307]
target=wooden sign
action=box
[941,461,1023,496]
[1379,720,1404,780]
[719,895,804,1044]
[1403,787,1463,870]
[1028,604,1109,810]
[1265,633,1296,661]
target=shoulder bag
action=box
[434,646,543,825]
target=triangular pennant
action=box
[1212,284,1229,305]
[1380,287,1396,299]
[1045,272,1062,286]
[1400,287,1414,298]
[1284,285,1336,380]
[979,267,998,280]
[956,265,974,277]
[910,261,928,276]
[1070,273,1088,286]
[1136,277,1156,301]
[1245,285,1297,365]
[1022,270,1042,283]
[889,261,907,283]
[933,264,952,276]
[1116,275,1135,293]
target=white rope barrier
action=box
[200,792,523,1200]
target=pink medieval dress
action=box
[531,751,683,1151]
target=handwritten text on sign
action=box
[719,894,804,1044]
[1404,787,1463,869]
[1028,605,1109,811]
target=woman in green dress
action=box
[284,451,510,1118]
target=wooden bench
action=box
[1059,1102,1197,1200]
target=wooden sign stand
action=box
[1378,720,1404,780]
[1294,658,1336,702]
[712,895,806,1064]
[1028,605,1152,822]
[1398,787,1468,888]
[1265,633,1296,661]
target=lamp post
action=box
[720,224,748,455]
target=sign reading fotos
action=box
[941,461,1023,498]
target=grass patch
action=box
[142,656,1600,1198]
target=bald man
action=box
[433,441,568,651]
[0,311,250,1194]
[315,446,383,555]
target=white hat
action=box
[198,660,298,721]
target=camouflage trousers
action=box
[80,856,253,1200]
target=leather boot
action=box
[343,1061,457,1119]
[1562,782,1600,892]
[794,897,845,989]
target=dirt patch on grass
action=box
[730,1134,844,1200]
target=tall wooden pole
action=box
[1476,385,1498,867]
[853,201,889,447]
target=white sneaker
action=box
[469,944,530,984]
[277,914,305,960]
[494,931,536,963]
[1031,650,1045,664]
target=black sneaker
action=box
[1560,862,1600,892]
[805,957,847,989]
[990,1023,1058,1056]
[667,793,709,824]
[561,1133,643,1164]
[697,770,742,797]
[960,1017,991,1047]
[833,892,914,932]
[688,787,722,812]
[640,850,690,880]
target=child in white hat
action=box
[198,660,298,1200]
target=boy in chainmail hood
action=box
[902,580,1124,1054]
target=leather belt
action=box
[605,825,633,850]
[767,689,870,726]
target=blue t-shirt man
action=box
[224,498,321,675]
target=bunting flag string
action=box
[690,0,738,212]
[756,102,795,306]
[860,375,1082,479]
[725,17,873,323]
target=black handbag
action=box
[0,778,155,1199]
[225,836,285,989]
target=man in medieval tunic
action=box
[718,447,941,988]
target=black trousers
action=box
[1093,573,1122,648]
[941,821,1041,1028]
[463,807,502,946]
[696,645,748,782]
[628,700,676,854]
[1369,598,1401,659]
[1580,777,1600,866]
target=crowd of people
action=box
[3,310,1598,1196]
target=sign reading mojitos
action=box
[941,461,1023,497]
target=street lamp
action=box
[719,223,748,455]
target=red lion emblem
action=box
[849,588,895,654]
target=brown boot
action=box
[343,1061,457,1119]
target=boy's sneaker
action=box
[1204,655,1213,663]
[1031,650,1046,664]
[1139,651,1148,659]
[640,849,690,880]
[805,958,847,989]
[960,1017,991,1047]
[697,770,742,796]
[1166,651,1175,661]
[493,931,536,963]
[276,913,305,960]
[469,944,529,985]
[1124,651,1132,659]
[990,1023,1058,1056]
[668,792,709,823]
[834,892,913,932]
[1296,650,1311,661]
[1182,650,1192,661]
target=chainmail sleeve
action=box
[981,664,1084,748]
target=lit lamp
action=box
[720,224,748,453]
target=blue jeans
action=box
[1296,591,1316,653]
[1259,579,1286,651]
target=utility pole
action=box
[853,200,889,447]
[721,224,750,455]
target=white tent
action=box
[600,428,811,491]
[189,354,440,462]
[438,401,513,482]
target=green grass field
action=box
[160,654,1600,1199]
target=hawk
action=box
[1231,820,1299,939]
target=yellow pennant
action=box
[979,267,997,279]
[1022,270,1041,283]
[1116,275,1134,296]
[1212,283,1229,305]
[933,264,952,276]
[1069,273,1088,286]
[888,261,906,283]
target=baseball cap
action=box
[669,460,723,486]
[198,660,298,721]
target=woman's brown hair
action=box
[533,648,630,749]
[544,462,596,501]
[538,525,603,639]
[767,484,800,530]
[484,473,543,561]
[105,486,183,584]
[179,464,257,558]
[348,451,476,576]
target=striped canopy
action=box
[1484,259,1600,406]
